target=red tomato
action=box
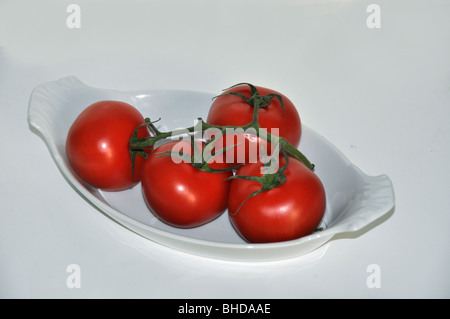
[206,84,301,165]
[66,100,150,191]
[141,140,232,228]
[228,156,326,243]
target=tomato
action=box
[206,84,301,165]
[141,140,232,228]
[66,100,150,191]
[228,156,326,243]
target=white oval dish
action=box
[27,76,395,262]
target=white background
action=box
[1,0,449,298]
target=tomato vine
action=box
[129,83,315,194]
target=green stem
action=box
[130,118,314,171]
[129,83,314,174]
[228,150,290,215]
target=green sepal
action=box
[228,151,290,215]
[130,149,148,181]
[213,82,285,115]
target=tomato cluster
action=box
[65,83,326,243]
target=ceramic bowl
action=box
[28,76,395,262]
